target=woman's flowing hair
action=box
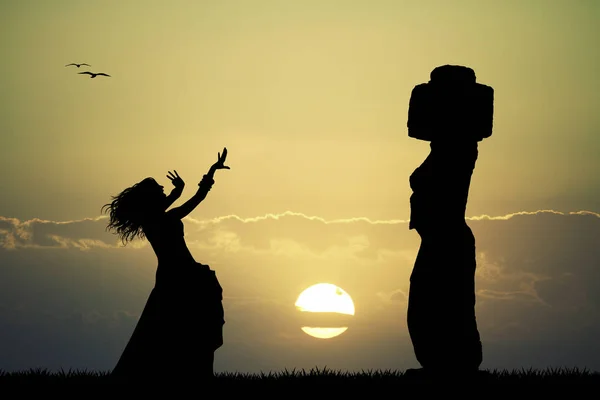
[101,178,157,245]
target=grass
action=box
[0,366,598,387]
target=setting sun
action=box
[295,283,355,339]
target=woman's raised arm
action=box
[166,148,229,220]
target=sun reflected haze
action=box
[301,327,348,339]
[295,283,355,339]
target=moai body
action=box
[406,65,494,375]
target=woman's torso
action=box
[143,214,198,286]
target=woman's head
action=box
[101,178,167,245]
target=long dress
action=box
[407,141,482,373]
[111,213,225,383]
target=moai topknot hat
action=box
[407,65,494,142]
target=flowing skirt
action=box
[111,265,224,382]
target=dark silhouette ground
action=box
[1,367,597,390]
[405,65,494,376]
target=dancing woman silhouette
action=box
[103,148,230,383]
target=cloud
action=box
[377,288,407,304]
[0,216,120,250]
[1,209,600,372]
[469,210,600,221]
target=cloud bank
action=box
[0,209,599,373]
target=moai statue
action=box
[405,65,494,376]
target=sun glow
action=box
[301,327,348,339]
[295,283,355,339]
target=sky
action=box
[0,0,599,373]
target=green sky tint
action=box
[1,0,599,221]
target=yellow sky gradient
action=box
[2,0,600,376]
[2,1,600,374]
[1,0,598,223]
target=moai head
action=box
[407,65,494,143]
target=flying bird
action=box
[65,63,91,68]
[78,71,111,78]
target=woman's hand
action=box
[211,148,230,171]
[206,147,230,179]
[163,170,185,210]
[167,170,185,190]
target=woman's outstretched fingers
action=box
[219,148,229,169]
